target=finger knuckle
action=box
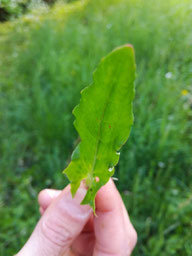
[130,226,137,248]
[132,228,138,246]
[126,225,137,255]
[40,217,73,248]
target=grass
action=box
[0,0,192,255]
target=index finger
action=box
[93,179,137,256]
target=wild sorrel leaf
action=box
[63,45,136,210]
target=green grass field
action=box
[0,0,192,255]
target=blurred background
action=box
[0,0,192,255]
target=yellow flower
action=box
[181,89,189,96]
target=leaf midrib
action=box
[89,79,117,184]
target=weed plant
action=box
[0,0,192,255]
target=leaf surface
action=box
[63,45,136,210]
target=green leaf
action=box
[63,45,136,210]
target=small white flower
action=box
[106,23,112,29]
[165,72,172,79]
[158,162,165,168]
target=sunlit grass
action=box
[0,0,192,255]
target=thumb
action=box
[17,187,92,256]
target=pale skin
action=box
[16,179,137,256]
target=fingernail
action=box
[58,187,92,219]
[72,187,88,204]
[45,189,61,198]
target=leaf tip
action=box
[125,44,135,55]
[125,43,134,49]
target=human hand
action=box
[16,179,137,256]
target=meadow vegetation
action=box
[0,0,192,255]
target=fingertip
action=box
[61,187,92,215]
[39,206,44,215]
[38,189,62,209]
[95,178,120,213]
[38,189,46,206]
